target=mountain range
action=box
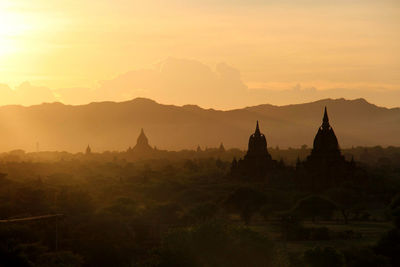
[0,98,399,152]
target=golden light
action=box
[0,3,31,57]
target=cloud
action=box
[243,84,400,108]
[15,82,57,105]
[99,58,248,107]
[55,86,93,105]
[57,58,248,108]
[0,82,57,106]
[0,84,15,104]
[1,58,400,109]
[0,58,250,108]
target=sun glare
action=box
[0,5,30,56]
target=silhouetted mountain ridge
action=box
[0,98,398,152]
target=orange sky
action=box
[0,0,399,109]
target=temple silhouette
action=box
[120,109,356,190]
[296,107,355,191]
[128,128,154,155]
[85,144,91,155]
[230,121,278,179]
[230,108,356,189]
[309,107,342,161]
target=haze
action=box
[0,0,399,109]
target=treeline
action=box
[2,145,400,167]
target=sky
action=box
[0,0,399,109]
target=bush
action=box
[279,215,309,241]
[183,202,219,225]
[374,228,400,267]
[155,222,275,267]
[224,187,267,225]
[303,247,345,267]
[389,193,400,228]
[279,216,334,241]
[342,247,390,267]
[105,197,138,216]
[290,195,337,222]
[309,227,331,241]
[335,230,362,240]
[37,251,83,267]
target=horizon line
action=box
[0,96,398,111]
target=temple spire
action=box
[137,128,149,146]
[132,127,153,153]
[322,106,330,129]
[255,120,260,135]
[86,144,91,154]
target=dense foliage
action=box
[0,147,399,266]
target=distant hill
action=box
[0,98,399,152]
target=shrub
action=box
[156,222,275,267]
[290,195,337,222]
[303,247,345,267]
[309,227,331,241]
[342,247,390,267]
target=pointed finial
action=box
[255,120,260,134]
[323,107,329,121]
[322,106,330,129]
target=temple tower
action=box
[130,128,153,153]
[245,121,270,160]
[298,107,352,191]
[309,107,341,160]
[231,121,275,179]
[86,145,91,155]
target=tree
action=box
[291,195,337,222]
[224,187,267,225]
[105,197,138,216]
[38,251,83,267]
[372,193,400,266]
[326,187,361,224]
[342,247,390,267]
[15,186,49,215]
[184,160,198,172]
[303,247,345,267]
[184,203,218,224]
[374,229,400,267]
[389,193,400,228]
[156,222,275,267]
[146,203,183,225]
[56,189,94,216]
